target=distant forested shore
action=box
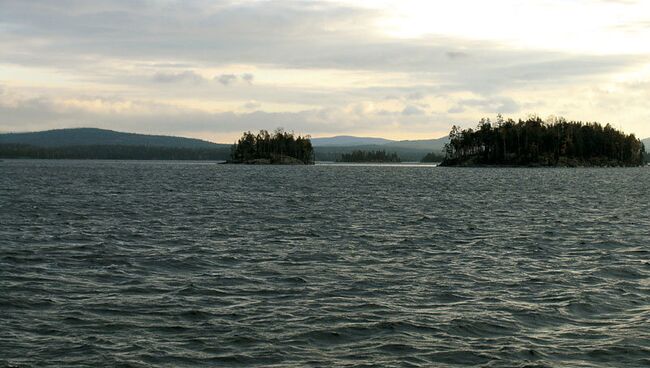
[336,150,401,163]
[228,129,314,164]
[0,144,230,160]
[441,116,646,167]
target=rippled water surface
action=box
[1,160,649,367]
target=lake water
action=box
[1,160,649,367]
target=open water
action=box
[1,160,649,367]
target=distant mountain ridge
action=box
[0,128,228,148]
[310,135,394,146]
[311,135,448,151]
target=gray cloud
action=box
[0,0,642,94]
[241,73,254,84]
[447,106,466,114]
[446,51,469,60]
[213,73,254,86]
[451,96,521,114]
[406,92,424,100]
[152,70,205,84]
[242,100,261,110]
[241,73,255,84]
[402,105,426,116]
[216,74,238,86]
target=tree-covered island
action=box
[336,150,401,163]
[441,116,646,167]
[229,129,314,164]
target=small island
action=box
[441,116,647,167]
[229,129,314,165]
[336,150,401,163]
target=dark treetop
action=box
[229,129,314,165]
[336,150,401,163]
[441,116,647,167]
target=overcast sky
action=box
[2,0,650,142]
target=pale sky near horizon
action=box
[2,0,650,143]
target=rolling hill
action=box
[0,128,232,160]
[0,128,227,149]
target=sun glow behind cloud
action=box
[362,0,650,54]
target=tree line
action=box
[442,116,646,167]
[420,152,445,163]
[0,144,231,160]
[336,150,401,163]
[230,129,314,164]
